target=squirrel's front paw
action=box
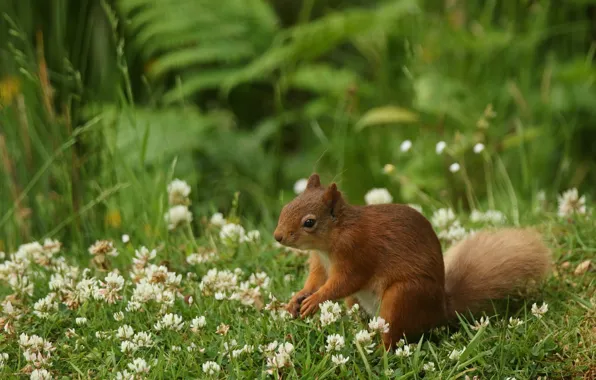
[300,293,323,318]
[286,292,312,318]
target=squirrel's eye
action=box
[303,219,316,228]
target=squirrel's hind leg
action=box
[379,281,446,350]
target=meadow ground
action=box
[0,181,594,380]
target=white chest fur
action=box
[315,251,380,315]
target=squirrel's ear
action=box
[306,174,321,189]
[323,183,342,212]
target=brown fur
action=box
[274,174,552,349]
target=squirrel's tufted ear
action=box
[306,173,321,189]
[323,183,342,213]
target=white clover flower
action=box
[30,369,52,380]
[438,221,468,243]
[243,230,261,243]
[120,340,138,354]
[319,301,342,326]
[531,302,548,318]
[94,272,125,304]
[470,209,506,224]
[354,330,375,353]
[33,293,58,319]
[473,143,485,154]
[0,353,8,368]
[248,272,270,289]
[557,188,586,217]
[219,223,246,246]
[431,208,456,230]
[121,234,130,243]
[186,251,216,265]
[368,317,390,333]
[75,317,88,326]
[449,347,464,361]
[132,332,153,348]
[210,213,226,227]
[154,313,184,331]
[167,179,191,205]
[325,334,345,352]
[331,354,349,366]
[400,140,412,152]
[508,317,524,328]
[127,357,151,374]
[347,303,360,316]
[395,345,412,357]
[423,362,436,372]
[449,163,460,173]
[293,178,308,194]
[88,240,118,257]
[364,188,393,205]
[117,325,135,340]
[164,205,193,230]
[113,312,124,321]
[471,316,490,330]
[436,141,447,154]
[202,361,221,375]
[383,164,395,174]
[191,316,206,333]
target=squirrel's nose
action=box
[274,231,283,242]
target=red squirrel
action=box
[274,174,551,349]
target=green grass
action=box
[0,183,594,379]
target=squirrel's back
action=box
[443,228,551,317]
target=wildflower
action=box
[383,164,395,174]
[449,347,464,361]
[219,223,246,246]
[114,312,124,321]
[325,334,345,352]
[354,330,375,353]
[395,345,412,357]
[431,208,456,230]
[164,205,193,230]
[294,178,308,194]
[283,274,294,283]
[347,303,360,316]
[436,141,447,154]
[120,340,138,354]
[423,362,436,372]
[471,209,507,225]
[122,234,130,243]
[331,354,349,366]
[438,222,468,243]
[30,369,52,380]
[75,317,88,326]
[216,323,230,335]
[249,272,270,289]
[94,272,125,304]
[167,179,191,205]
[202,361,221,375]
[127,357,151,374]
[154,313,184,331]
[508,317,524,328]
[384,369,395,376]
[400,140,412,152]
[210,212,226,227]
[117,325,134,340]
[471,316,490,330]
[0,353,8,368]
[364,188,393,205]
[531,302,548,318]
[473,143,485,154]
[33,293,58,319]
[186,250,216,265]
[132,332,153,348]
[368,317,390,333]
[243,230,261,243]
[19,333,55,368]
[557,188,586,217]
[449,163,460,173]
[89,240,118,257]
[171,345,181,352]
[265,342,294,373]
[320,301,342,326]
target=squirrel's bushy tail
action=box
[443,228,551,317]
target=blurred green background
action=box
[1,0,595,251]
